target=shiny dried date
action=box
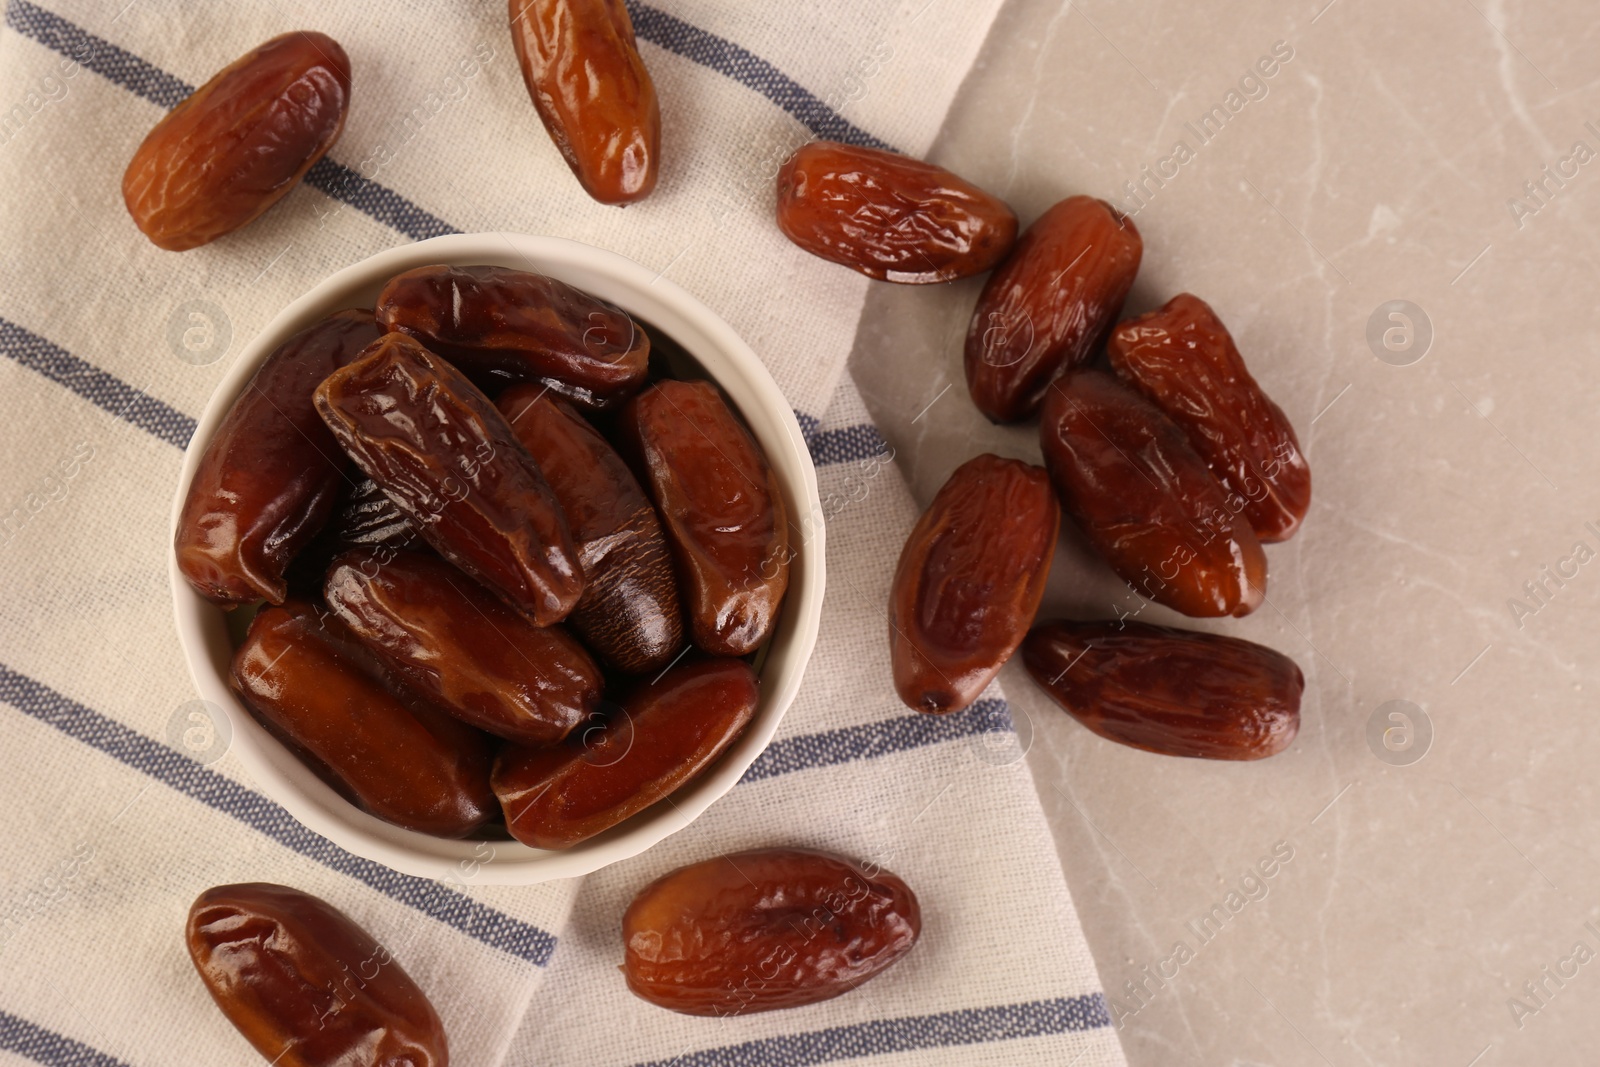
[123,32,351,250]
[375,264,650,408]
[187,883,448,1067]
[493,658,757,849]
[621,380,789,656]
[964,196,1142,422]
[775,141,1017,283]
[890,454,1058,714]
[1022,619,1302,760]
[231,601,495,837]
[325,550,602,745]
[499,387,683,673]
[176,309,381,606]
[509,0,660,205]
[1040,370,1266,618]
[623,848,921,1016]
[314,333,585,626]
[1108,293,1311,542]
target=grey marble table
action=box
[849,0,1600,1062]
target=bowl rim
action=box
[168,232,826,885]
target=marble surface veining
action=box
[849,0,1600,1062]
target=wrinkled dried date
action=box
[965,196,1142,422]
[890,454,1058,714]
[1108,293,1311,543]
[775,141,1017,283]
[375,264,650,407]
[231,601,495,837]
[499,387,683,673]
[509,0,661,205]
[623,848,921,1015]
[187,883,448,1067]
[314,333,585,626]
[493,658,757,849]
[621,380,789,656]
[321,476,418,553]
[1023,619,1302,760]
[176,309,381,606]
[123,32,351,250]
[325,550,601,745]
[1040,370,1266,618]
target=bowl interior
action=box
[169,233,825,884]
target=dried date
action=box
[499,387,683,673]
[621,380,789,656]
[1022,619,1302,759]
[187,882,448,1067]
[775,141,1017,283]
[314,332,585,626]
[964,196,1142,422]
[325,549,602,745]
[176,309,381,606]
[1108,293,1311,542]
[1039,370,1266,618]
[375,264,649,408]
[321,477,418,553]
[890,454,1058,714]
[493,658,757,849]
[123,32,351,250]
[231,600,495,837]
[509,0,661,205]
[623,848,921,1015]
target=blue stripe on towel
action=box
[806,422,892,467]
[0,317,195,449]
[630,993,1113,1067]
[0,1009,132,1067]
[740,699,1012,783]
[0,661,558,966]
[624,1,894,151]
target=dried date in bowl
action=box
[493,658,759,850]
[776,141,1017,283]
[375,263,650,408]
[230,601,497,838]
[175,308,381,607]
[169,233,825,883]
[498,387,683,674]
[620,379,790,657]
[123,32,351,251]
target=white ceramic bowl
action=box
[169,233,825,884]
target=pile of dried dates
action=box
[175,261,793,846]
[777,140,1310,761]
[146,13,1316,1061]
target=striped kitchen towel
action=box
[0,1,1126,1065]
